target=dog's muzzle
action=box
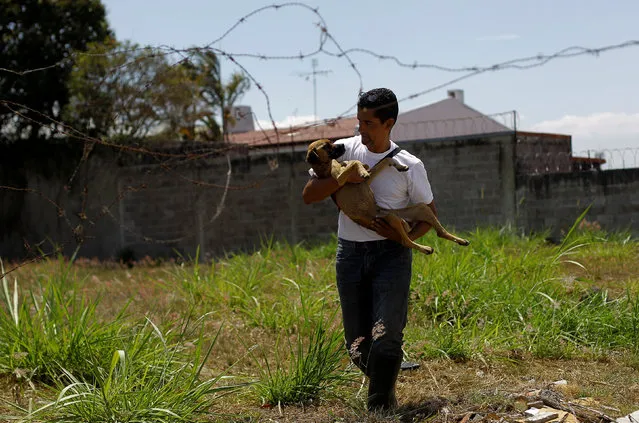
[329,143,346,159]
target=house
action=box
[226,89,603,174]
[225,89,515,148]
[226,115,358,148]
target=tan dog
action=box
[306,138,470,255]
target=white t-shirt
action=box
[308,135,434,242]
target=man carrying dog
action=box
[302,88,437,412]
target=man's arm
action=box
[302,172,366,205]
[407,201,437,240]
[302,176,340,204]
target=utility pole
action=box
[296,59,332,121]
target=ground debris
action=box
[527,401,545,409]
[499,387,618,423]
[470,385,627,423]
[616,410,639,423]
[524,410,560,423]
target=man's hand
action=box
[369,218,403,243]
[370,218,432,244]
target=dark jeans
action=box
[335,237,412,374]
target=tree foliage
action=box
[0,0,112,143]
[65,46,252,143]
[64,39,202,141]
[1,0,252,145]
[150,58,212,141]
[194,50,251,141]
[65,42,212,142]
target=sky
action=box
[102,0,639,163]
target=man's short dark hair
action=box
[357,88,399,124]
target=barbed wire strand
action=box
[517,148,639,174]
[2,31,635,260]
[1,3,637,273]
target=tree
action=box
[64,46,250,143]
[152,59,212,141]
[65,40,216,142]
[0,0,112,143]
[194,51,251,141]
[65,39,167,141]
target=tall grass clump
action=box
[249,289,353,407]
[173,242,280,312]
[408,208,639,360]
[18,319,246,422]
[1,255,249,421]
[0,257,135,384]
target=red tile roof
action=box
[227,117,358,147]
[226,98,528,148]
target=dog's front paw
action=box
[397,165,409,172]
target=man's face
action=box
[357,107,394,151]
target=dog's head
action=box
[306,139,346,165]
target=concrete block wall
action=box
[112,149,340,259]
[3,152,123,259]
[404,135,516,231]
[3,135,638,261]
[0,135,519,260]
[516,168,639,236]
[515,132,573,175]
[113,135,518,259]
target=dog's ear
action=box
[306,149,321,164]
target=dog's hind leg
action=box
[383,214,434,255]
[380,204,470,246]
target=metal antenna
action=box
[295,58,332,121]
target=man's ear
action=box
[306,149,321,164]
[384,118,396,132]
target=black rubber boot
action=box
[367,354,402,412]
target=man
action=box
[302,88,437,412]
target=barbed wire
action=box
[576,148,639,170]
[0,3,329,75]
[517,147,639,175]
[334,40,639,119]
[0,3,364,151]
[1,2,635,147]
[2,2,635,125]
[6,36,629,132]
[322,40,639,72]
[1,2,638,271]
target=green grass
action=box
[0,258,247,421]
[405,218,639,362]
[17,321,245,422]
[249,304,352,407]
[1,217,638,421]
[0,255,136,385]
